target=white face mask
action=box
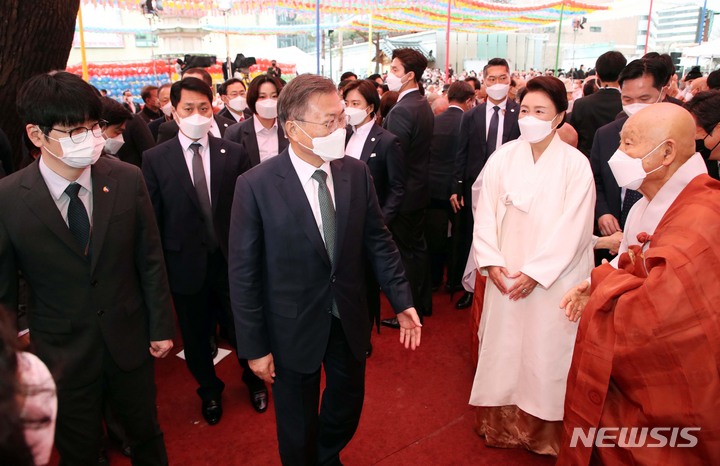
[227,95,248,113]
[486,83,509,101]
[386,72,407,92]
[622,90,663,117]
[255,99,278,119]
[103,133,124,155]
[161,102,173,118]
[518,114,558,143]
[296,124,347,162]
[176,113,213,140]
[345,106,371,126]
[44,130,104,168]
[608,140,667,190]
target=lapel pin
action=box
[510,108,515,112]
[103,186,109,193]
[220,148,226,154]
[371,137,376,142]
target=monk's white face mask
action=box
[608,140,667,190]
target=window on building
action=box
[135,33,157,47]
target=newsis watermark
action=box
[570,427,701,448]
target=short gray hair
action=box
[277,74,337,127]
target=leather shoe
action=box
[250,388,268,413]
[455,292,473,309]
[380,317,400,329]
[202,399,223,425]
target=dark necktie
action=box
[312,169,340,318]
[65,182,90,254]
[620,189,643,229]
[486,105,500,156]
[190,143,217,253]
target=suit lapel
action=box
[502,100,519,143]
[208,137,228,214]
[163,138,201,212]
[330,159,350,273]
[274,153,331,267]
[476,103,488,145]
[243,123,261,167]
[89,160,118,272]
[21,162,87,260]
[360,124,383,163]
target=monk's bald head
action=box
[624,103,696,163]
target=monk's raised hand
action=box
[560,280,591,322]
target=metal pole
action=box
[368,13,374,75]
[445,0,451,83]
[77,5,89,81]
[316,0,321,74]
[554,1,566,77]
[644,0,654,55]
[150,16,158,85]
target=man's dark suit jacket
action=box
[139,106,162,124]
[345,122,405,224]
[223,116,289,167]
[590,116,627,224]
[0,157,175,388]
[383,90,434,212]
[116,114,155,167]
[217,107,242,123]
[142,136,250,294]
[229,151,413,371]
[148,116,168,142]
[429,106,463,201]
[453,99,520,198]
[156,114,236,144]
[570,88,623,157]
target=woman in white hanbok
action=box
[468,76,595,455]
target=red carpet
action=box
[49,290,557,466]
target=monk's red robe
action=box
[557,175,720,465]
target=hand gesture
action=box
[506,273,538,301]
[150,339,173,358]
[249,353,276,384]
[397,307,422,350]
[560,280,591,322]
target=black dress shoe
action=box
[250,388,268,413]
[202,399,223,425]
[455,291,474,309]
[380,317,400,329]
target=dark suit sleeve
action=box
[141,150,164,236]
[590,128,611,223]
[0,214,19,326]
[157,122,175,144]
[381,135,406,224]
[228,175,271,360]
[453,111,472,197]
[384,104,413,155]
[361,165,414,313]
[133,167,174,341]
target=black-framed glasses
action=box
[49,121,107,144]
[295,113,349,133]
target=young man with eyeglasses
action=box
[0,71,175,465]
[229,73,422,465]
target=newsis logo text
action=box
[570,427,701,448]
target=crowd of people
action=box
[0,45,719,466]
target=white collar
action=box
[288,145,330,185]
[486,98,508,110]
[398,87,419,101]
[352,119,374,136]
[178,130,209,152]
[38,155,92,200]
[254,116,278,134]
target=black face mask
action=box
[696,138,712,160]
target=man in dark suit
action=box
[217,78,248,123]
[592,55,681,255]
[381,48,435,325]
[0,71,174,465]
[224,117,289,167]
[122,89,141,114]
[138,85,163,124]
[148,83,173,142]
[230,74,422,465]
[142,78,268,425]
[115,113,155,167]
[449,58,521,309]
[426,81,475,291]
[569,50,627,157]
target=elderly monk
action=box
[558,103,720,465]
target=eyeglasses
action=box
[49,121,107,144]
[295,113,349,133]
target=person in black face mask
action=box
[685,90,720,180]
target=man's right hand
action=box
[450,194,464,213]
[598,214,621,236]
[249,353,275,384]
[560,280,591,322]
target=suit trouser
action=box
[273,317,366,466]
[425,198,451,287]
[56,347,167,466]
[448,187,474,288]
[172,250,263,401]
[389,208,432,317]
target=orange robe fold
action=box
[558,175,720,465]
